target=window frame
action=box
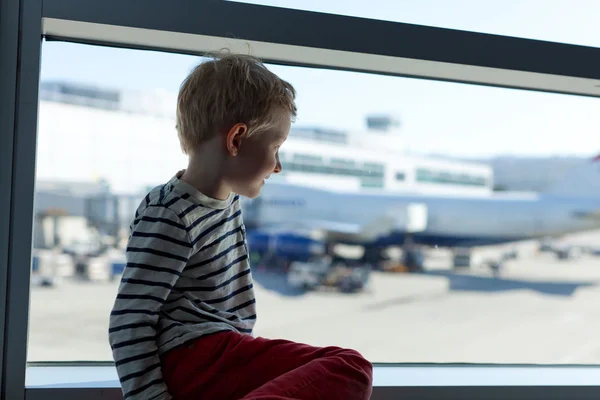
[0,0,20,393]
[1,0,43,399]
[41,0,600,97]
[22,363,600,400]
[3,0,600,399]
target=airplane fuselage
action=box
[375,194,600,247]
[245,182,600,248]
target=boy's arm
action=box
[109,205,193,400]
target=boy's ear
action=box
[225,123,248,156]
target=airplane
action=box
[241,154,600,270]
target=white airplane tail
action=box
[544,154,600,198]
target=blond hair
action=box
[176,52,297,154]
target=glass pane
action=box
[29,41,600,369]
[230,0,600,47]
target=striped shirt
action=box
[108,173,256,400]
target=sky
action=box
[39,0,600,159]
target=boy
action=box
[108,53,373,400]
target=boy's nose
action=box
[274,160,283,174]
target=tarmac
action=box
[27,231,600,365]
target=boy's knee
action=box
[341,349,373,399]
[336,348,373,382]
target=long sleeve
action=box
[108,205,193,400]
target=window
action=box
[291,127,348,144]
[27,38,600,369]
[416,168,488,187]
[360,177,385,189]
[3,1,600,398]
[363,162,385,173]
[282,154,384,187]
[293,154,323,164]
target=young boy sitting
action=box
[108,53,373,400]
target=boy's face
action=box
[225,111,291,198]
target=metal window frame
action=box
[41,0,600,97]
[21,382,600,400]
[0,0,20,393]
[20,364,600,400]
[1,0,43,399]
[1,0,600,399]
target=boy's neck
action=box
[180,148,231,201]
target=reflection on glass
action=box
[29,42,600,365]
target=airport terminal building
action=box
[37,81,494,197]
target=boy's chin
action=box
[236,183,263,199]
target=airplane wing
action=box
[260,213,418,241]
[261,219,362,235]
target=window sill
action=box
[25,364,600,400]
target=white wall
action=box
[37,101,187,194]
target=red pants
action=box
[161,331,373,400]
